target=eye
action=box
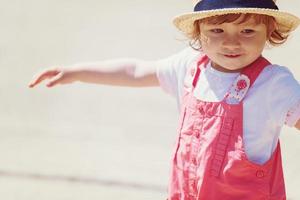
[210,28,223,33]
[241,29,255,34]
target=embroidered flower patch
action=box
[236,79,247,90]
[226,74,250,104]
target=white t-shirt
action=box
[156,47,300,164]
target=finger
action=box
[28,70,55,87]
[46,72,64,87]
[29,69,60,88]
[30,70,59,87]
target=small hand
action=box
[28,67,75,88]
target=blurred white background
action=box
[0,0,300,199]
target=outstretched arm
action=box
[28,58,160,88]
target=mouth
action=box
[223,54,242,58]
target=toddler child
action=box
[29,0,300,199]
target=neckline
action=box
[206,61,240,78]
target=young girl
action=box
[29,0,300,199]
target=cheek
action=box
[241,37,266,51]
[241,31,267,48]
[200,34,221,51]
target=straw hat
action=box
[173,0,300,34]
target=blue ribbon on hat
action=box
[194,0,279,12]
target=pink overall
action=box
[168,56,286,200]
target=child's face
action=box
[199,17,268,72]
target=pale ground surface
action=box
[1,0,300,199]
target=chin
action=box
[223,64,246,72]
[221,62,244,69]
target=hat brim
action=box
[173,8,300,34]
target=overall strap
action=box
[183,55,209,91]
[241,56,271,88]
[192,55,209,88]
[224,56,271,104]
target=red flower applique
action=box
[236,79,247,90]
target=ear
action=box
[267,18,279,39]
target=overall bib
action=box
[168,56,286,200]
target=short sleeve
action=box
[155,47,200,104]
[267,66,300,127]
[285,99,300,127]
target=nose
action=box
[222,34,241,49]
